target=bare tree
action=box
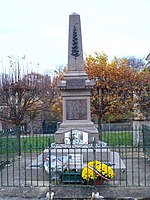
[0,58,53,131]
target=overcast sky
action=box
[0,0,150,74]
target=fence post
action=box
[18,126,21,157]
[92,137,96,187]
[133,125,140,146]
[48,138,52,200]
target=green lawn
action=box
[20,135,54,152]
[0,131,133,157]
[0,135,54,158]
[0,130,134,165]
[101,131,133,146]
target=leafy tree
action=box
[49,67,67,122]
[50,94,63,122]
[41,74,62,123]
[85,52,139,133]
[134,68,150,120]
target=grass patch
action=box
[0,131,133,160]
[20,135,54,153]
[0,134,54,157]
[101,131,133,146]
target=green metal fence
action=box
[102,129,133,147]
[0,127,150,188]
[143,125,150,158]
[0,127,20,169]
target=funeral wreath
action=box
[82,160,115,184]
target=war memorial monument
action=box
[55,13,99,144]
[51,13,125,178]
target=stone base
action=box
[55,122,99,143]
[44,143,126,181]
[49,143,111,163]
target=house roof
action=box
[146,53,150,61]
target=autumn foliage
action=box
[1,53,148,133]
[134,69,150,120]
[85,52,139,130]
[49,68,66,121]
[50,52,149,130]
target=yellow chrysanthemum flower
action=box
[82,160,115,181]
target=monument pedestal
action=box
[55,13,99,143]
[55,125,99,144]
[52,13,126,182]
[55,74,99,143]
[45,142,126,180]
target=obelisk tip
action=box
[70,12,79,16]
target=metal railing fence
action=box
[0,127,20,167]
[0,127,150,188]
[142,125,150,158]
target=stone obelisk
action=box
[55,13,99,144]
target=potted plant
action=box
[82,160,115,185]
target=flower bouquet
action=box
[82,160,115,185]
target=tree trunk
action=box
[30,118,34,135]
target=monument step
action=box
[49,147,111,163]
